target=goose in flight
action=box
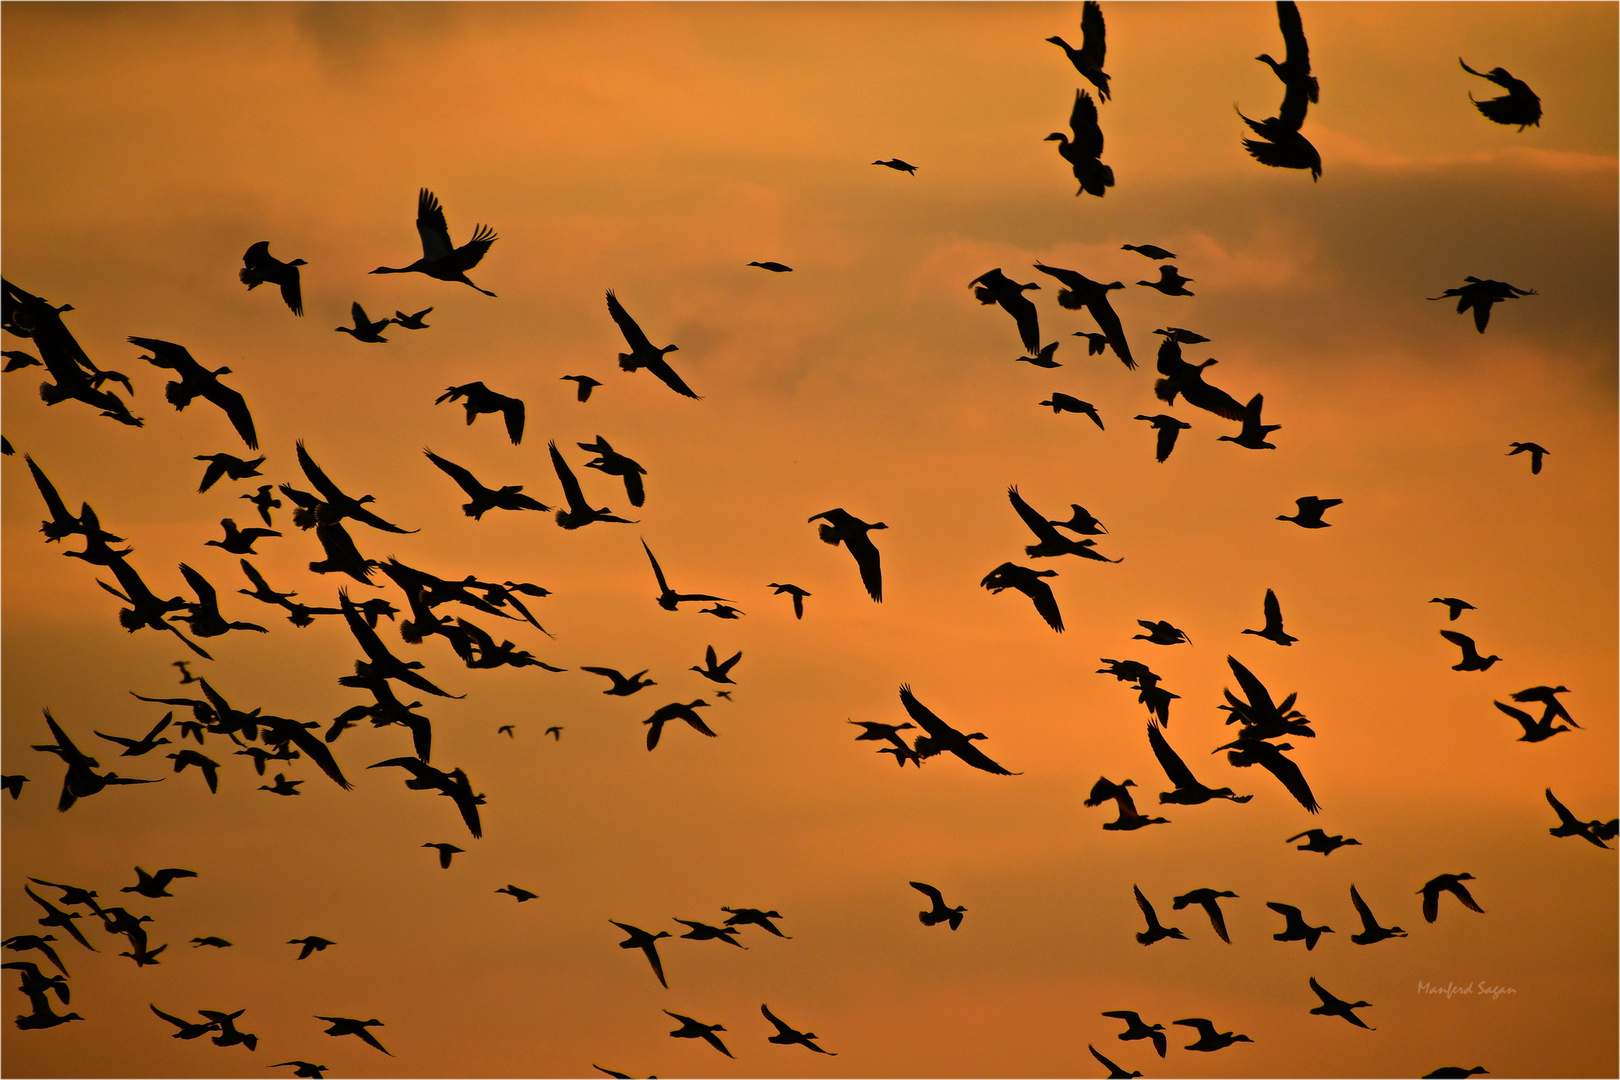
[1239,68,1321,181]
[1133,619,1189,646]
[129,336,258,449]
[691,646,742,684]
[606,290,698,398]
[317,1015,392,1055]
[610,920,671,988]
[768,582,810,619]
[1122,243,1175,260]
[1267,901,1331,949]
[341,589,461,700]
[239,241,306,316]
[1349,884,1406,944]
[1174,1018,1252,1052]
[366,758,482,837]
[981,562,1064,632]
[1277,496,1341,528]
[562,374,601,402]
[1134,413,1190,462]
[22,887,96,952]
[1172,888,1238,944]
[1007,487,1118,561]
[1506,441,1548,474]
[580,666,656,695]
[1493,699,1571,742]
[748,260,793,272]
[1032,262,1134,368]
[293,441,416,534]
[1101,1011,1166,1058]
[393,307,432,329]
[642,700,716,750]
[122,866,197,899]
[1220,657,1316,741]
[1418,873,1484,923]
[1046,90,1113,197]
[664,1011,732,1057]
[909,881,965,929]
[1545,789,1616,849]
[1084,777,1169,830]
[1153,335,1246,420]
[94,714,173,757]
[1047,1,1109,100]
[1049,502,1107,536]
[150,1004,219,1040]
[872,158,917,174]
[1042,393,1104,429]
[1070,331,1107,356]
[900,684,1019,775]
[970,268,1042,355]
[288,936,335,960]
[203,517,281,556]
[1015,341,1062,367]
[168,749,221,793]
[1132,886,1186,946]
[1217,393,1281,450]
[3,936,68,977]
[762,1004,836,1054]
[674,918,745,948]
[810,508,886,602]
[259,773,301,796]
[1430,277,1535,333]
[497,885,538,902]
[550,441,634,528]
[642,539,731,610]
[271,1064,329,1079]
[335,302,392,343]
[194,453,264,493]
[1258,1,1318,102]
[1242,589,1296,646]
[371,187,497,295]
[424,449,550,519]
[1459,58,1541,129]
[1137,265,1193,296]
[173,563,269,637]
[1424,1069,1490,1079]
[1219,737,1319,813]
[1287,829,1358,855]
[578,436,648,507]
[1148,722,1251,806]
[436,383,525,444]
[1087,1044,1142,1078]
[1440,630,1500,671]
[423,842,464,868]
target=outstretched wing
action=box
[1146,721,1197,790]
[645,353,700,399]
[1068,89,1105,159]
[416,188,455,262]
[1080,0,1106,69]
[909,880,945,905]
[606,290,655,353]
[549,441,588,512]
[424,449,482,498]
[760,1003,793,1037]
[1008,486,1061,544]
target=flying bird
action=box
[768,582,810,619]
[1277,496,1341,528]
[1258,1,1319,102]
[580,666,656,695]
[150,1004,220,1040]
[909,881,965,930]
[1015,341,1062,367]
[288,936,335,960]
[168,749,221,793]
[1430,277,1535,333]
[721,907,790,938]
[641,538,730,611]
[1492,699,1572,743]
[642,700,717,750]
[674,918,746,948]
[577,435,648,507]
[809,508,886,602]
[970,268,1042,355]
[761,1004,836,1054]
[551,441,634,528]
[424,449,550,519]
[316,1015,392,1055]
[1007,487,1118,561]
[423,842,464,868]
[1545,789,1616,849]
[1153,334,1246,420]
[1418,873,1485,923]
[1134,414,1190,463]
[436,382,525,444]
[1046,1,1109,100]
[1287,829,1359,855]
[293,441,416,534]
[664,1011,732,1057]
[1133,619,1189,646]
[900,684,1019,775]
[1172,888,1238,944]
[610,920,671,988]
[1349,884,1406,944]
[239,241,305,316]
[1175,1017,1252,1052]
[1122,243,1175,260]
[1242,589,1297,645]
[748,261,793,272]
[981,562,1064,632]
[1239,61,1321,181]
[1137,265,1194,296]
[393,306,433,329]
[1506,441,1548,474]
[1041,393,1104,429]
[691,645,742,684]
[1032,262,1134,368]
[335,302,392,343]
[1087,1044,1142,1079]
[1084,777,1169,830]
[561,374,601,402]
[1148,722,1251,806]
[1267,901,1332,949]
[371,187,497,295]
[1132,886,1186,946]
[129,336,258,449]
[872,158,917,174]
[122,867,197,899]
[94,714,173,757]
[1459,57,1541,129]
[1219,737,1319,813]
[496,885,538,902]
[1216,393,1281,450]
[1440,630,1501,671]
[194,453,265,493]
[1046,90,1113,197]
[606,290,698,398]
[1102,1011,1166,1058]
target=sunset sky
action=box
[3,3,1616,1078]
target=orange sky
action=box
[3,3,1616,1078]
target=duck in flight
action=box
[1219,737,1319,813]
[1047,1,1109,100]
[423,842,464,868]
[809,508,886,602]
[1493,699,1571,742]
[970,268,1042,355]
[550,441,634,529]
[675,918,745,948]
[129,337,258,449]
[1545,789,1616,849]
[606,290,698,398]
[1239,54,1321,181]
[371,188,497,296]
[610,920,671,987]
[641,538,730,611]
[1242,589,1296,646]
[1349,884,1406,944]
[1506,441,1548,474]
[288,936,335,960]
[1277,496,1341,528]
[1287,829,1358,855]
[436,383,525,445]
[872,158,917,175]
[1459,58,1541,129]
[393,307,432,329]
[1430,277,1535,333]
[1102,1011,1166,1058]
[762,1004,836,1054]
[691,646,742,684]
[748,261,793,273]
[195,453,264,493]
[768,582,811,619]
[580,666,656,695]
[1042,393,1104,429]
[497,885,538,902]
[1172,888,1238,944]
[1153,334,1246,420]
[424,450,549,519]
[335,302,392,343]
[1088,1044,1142,1079]
[1308,978,1373,1029]
[260,774,301,796]
[1132,886,1186,945]
[981,562,1064,633]
[94,714,173,757]
[1137,265,1193,296]
[1258,1,1318,102]
[723,907,789,938]
[1440,630,1500,671]
[643,700,716,750]
[293,441,416,534]
[1122,243,1175,260]
[1032,262,1134,368]
[1148,722,1251,806]
[1217,393,1281,450]
[665,1011,732,1057]
[909,881,965,929]
[900,684,1019,775]
[1085,777,1169,830]
[578,436,648,507]
[1134,413,1190,462]
[317,1015,392,1055]
[239,242,305,316]
[1267,901,1332,949]
[1015,341,1062,367]
[1133,619,1189,646]
[1046,90,1113,197]
[123,866,197,899]
[562,374,601,402]
[1007,487,1118,561]
[1419,873,1484,922]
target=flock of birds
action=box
[3,4,1608,1078]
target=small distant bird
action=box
[1440,630,1500,671]
[150,1004,219,1040]
[1545,789,1616,849]
[545,726,562,740]
[1046,89,1113,197]
[701,602,742,619]
[1267,902,1332,949]
[1132,886,1186,946]
[240,485,280,526]
[1122,243,1175,260]
[1418,873,1484,923]
[204,517,282,556]
[610,920,671,988]
[1042,393,1104,429]
[1070,332,1107,356]
[691,645,742,684]
[1,775,26,800]
[1172,889,1238,944]
[1101,1011,1167,1058]
[271,1063,329,1079]
[122,867,197,899]
[1148,722,1250,805]
[562,375,602,402]
[1430,277,1535,333]
[1135,413,1190,462]
[288,936,335,960]
[259,773,302,796]
[1506,442,1548,474]
[436,382,525,445]
[909,881,965,930]
[1046,1,1110,101]
[809,508,886,602]
[761,1003,835,1054]
[371,187,497,296]
[722,907,789,938]
[675,918,746,948]
[580,666,656,696]
[393,307,433,329]
[578,435,648,507]
[872,158,917,175]
[1349,884,1406,945]
[167,749,220,793]
[1277,496,1340,528]
[981,562,1064,632]
[901,685,1019,776]
[497,725,515,738]
[1287,829,1359,855]
[423,842,464,868]
[1309,977,1374,1029]
[665,1010,732,1057]
[1217,393,1281,450]
[317,1015,392,1056]
[1459,58,1541,129]
[1138,266,1193,296]
[1133,619,1189,645]
[1174,1017,1252,1052]
[335,302,391,343]
[1016,341,1062,367]
[748,261,793,272]
[768,582,810,619]
[1085,777,1169,830]
[1430,596,1475,621]
[1425,1069,1490,1079]
[642,700,717,751]
[240,241,306,316]
[424,449,549,519]
[194,453,264,493]
[606,290,699,399]
[1242,589,1296,645]
[970,268,1042,355]
[497,885,538,902]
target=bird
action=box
[497,885,538,902]
[2,775,27,800]
[1424,1069,1490,1079]
[674,918,746,948]
[1287,829,1359,855]
[167,749,221,793]
[610,921,671,988]
[3,935,68,977]
[1428,598,1475,623]
[21,887,97,953]
[664,1011,732,1057]
[199,1008,257,1050]
[334,302,392,343]
[1545,789,1615,849]
[423,842,464,868]
[317,1015,392,1055]
[1174,1017,1252,1052]
[1172,888,1238,944]
[1087,1044,1142,1079]
[1153,334,1246,419]
[1239,68,1321,180]
[1349,884,1406,945]
[1217,393,1281,450]
[1015,341,1062,367]
[1440,630,1501,671]
[900,685,1019,775]
[1419,873,1485,923]
[436,382,525,444]
[969,268,1042,355]
[641,538,732,611]
[722,907,790,938]
[271,1064,329,1079]
[1277,496,1341,528]
[1046,1,1109,100]
[1148,723,1251,806]
[94,714,173,757]
[259,773,302,796]
[1102,1011,1167,1058]
[368,758,482,837]
[424,449,550,519]
[580,666,656,695]
[1308,977,1374,1029]
[1132,886,1186,946]
[1459,58,1541,129]
[392,306,433,329]
[809,508,886,602]
[1220,737,1319,813]
[768,582,810,619]
[1506,441,1549,474]
[203,517,282,556]
[550,441,634,529]
[497,724,515,738]
[748,261,793,272]
[173,562,270,637]
[606,290,698,398]
[691,645,742,684]
[1070,331,1107,357]
[194,453,265,493]
[1492,699,1572,742]
[561,374,601,402]
[150,1004,220,1040]
[1084,777,1169,830]
[761,1004,835,1054]
[872,158,917,174]
[122,867,197,899]
[1134,413,1190,462]
[1049,502,1108,535]
[371,187,496,295]
[129,336,258,449]
[1041,393,1105,430]
[288,936,335,960]
[1122,243,1175,260]
[1032,262,1135,368]
[1257,1,1319,102]
[1267,901,1332,949]
[980,562,1064,632]
[1046,90,1113,197]
[1137,265,1194,296]
[642,700,716,750]
[1007,487,1119,561]
[1429,277,1535,333]
[1513,686,1576,728]
[1242,589,1296,646]
[1133,619,1190,645]
[577,436,648,507]
[545,726,562,739]
[293,441,416,534]
[239,241,305,316]
[909,881,965,930]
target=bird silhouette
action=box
[872,158,917,175]
[423,842,464,868]
[1424,1069,1490,1079]
[970,268,1042,355]
[1122,243,1175,260]
[393,306,433,329]
[768,582,810,619]
[1217,393,1281,450]
[204,517,282,556]
[436,382,525,444]
[1419,873,1485,922]
[259,773,302,796]
[1046,90,1113,197]
[150,1004,219,1040]
[1070,331,1107,357]
[122,867,197,899]
[1459,58,1541,129]
[497,885,538,902]
[1349,884,1406,944]
[1148,722,1251,805]
[1242,589,1296,645]
[1133,413,1190,463]
[1277,496,1341,528]
[424,449,549,519]
[1492,699,1571,742]
[545,726,562,740]
[580,666,656,695]
[900,685,1019,775]
[1175,1017,1252,1052]
[551,441,634,528]
[981,562,1064,632]
[610,920,672,988]
[1087,1044,1142,1079]
[909,881,965,930]
[1267,901,1331,949]
[199,1008,257,1050]
[1,775,27,800]
[288,936,335,960]
[1257,1,1319,102]
[761,1003,835,1054]
[722,907,789,938]
[369,757,481,837]
[194,453,265,493]
[606,290,698,398]
[1007,487,1119,561]
[1220,737,1319,813]
[1430,277,1535,333]
[809,508,886,602]
[1138,265,1194,296]
[1047,1,1109,100]
[1172,889,1238,944]
[239,242,305,316]
[130,337,257,449]
[674,918,746,948]
[334,302,392,343]
[1084,777,1169,830]
[691,645,742,684]
[664,1010,732,1057]
[1133,886,1187,946]
[577,436,648,507]
[562,374,602,402]
[271,1064,329,1079]
[1102,1011,1166,1058]
[3,936,68,977]
[1041,393,1105,430]
[1032,262,1135,368]
[1440,630,1500,671]
[1239,71,1321,180]
[1545,789,1615,849]
[317,1015,392,1055]
[167,749,220,793]
[748,261,793,272]
[1153,334,1246,419]
[1133,619,1189,645]
[94,714,173,757]
[371,187,496,295]
[1506,441,1548,474]
[643,700,716,750]
[1287,829,1359,855]
[1015,341,1062,367]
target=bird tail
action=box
[817,524,841,546]
[239,268,263,289]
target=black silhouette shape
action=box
[606,290,698,398]
[1258,1,1318,102]
[1047,1,1109,101]
[3,936,67,977]
[1088,1043,1142,1079]
[1242,589,1296,646]
[1267,901,1331,949]
[173,563,269,637]
[545,726,562,739]
[372,188,496,296]
[1070,332,1107,357]
[665,1011,732,1057]
[1041,393,1104,430]
[1239,69,1321,180]
[1174,1018,1252,1051]
[271,1063,329,1079]
[691,646,742,684]
[293,441,416,533]
[1102,1011,1166,1058]
[1100,657,1182,725]
[643,700,716,750]
[1219,738,1318,813]
[580,666,656,695]
[425,449,549,519]
[1133,619,1189,645]
[192,937,232,948]
[335,302,392,343]
[1440,630,1500,671]
[14,995,83,1029]
[909,881,965,930]
[748,261,793,272]
[1046,90,1113,197]
[611,920,671,988]
[1459,58,1541,129]
[195,453,265,493]
[809,508,886,602]
[1138,265,1193,296]
[768,582,810,619]
[1287,829,1359,855]
[393,307,433,329]
[1153,334,1246,420]
[1545,789,1616,849]
[1132,886,1186,945]
[36,707,168,810]
[1172,888,1238,943]
[423,842,464,868]
[259,773,301,796]
[1007,487,1119,561]
[675,918,745,948]
[550,441,634,528]
[970,268,1042,355]
[1429,277,1535,333]
[94,714,173,757]
[497,724,516,739]
[761,1004,835,1054]
[130,336,258,449]
[22,887,96,952]
[1506,441,1548,474]
[578,436,648,507]
[204,517,282,556]
[497,885,538,902]
[2,775,26,800]
[1032,262,1135,368]
[1084,777,1169,830]
[872,158,917,175]
[437,383,525,444]
[1424,1069,1490,1079]
[123,867,197,899]
[1308,976,1374,1028]
[900,685,1019,775]
[5,280,141,426]
[288,936,335,960]
[1016,341,1062,367]
[1122,243,1175,260]
[1349,884,1406,944]
[1133,413,1189,462]
[368,757,482,837]
[981,562,1064,632]
[1419,873,1484,923]
[562,374,601,401]
[168,749,221,793]
[342,589,461,700]
[722,907,789,938]
[701,602,743,619]
[199,1008,257,1049]
[1492,699,1572,743]
[151,1004,219,1040]
[240,241,305,316]
[1217,394,1281,450]
[1277,496,1340,528]
[317,1015,391,1055]
[1148,722,1251,805]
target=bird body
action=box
[123,866,197,899]
[691,645,742,684]
[1172,888,1238,943]
[562,374,602,401]
[1102,1010,1167,1058]
[643,700,716,750]
[1242,588,1296,645]
[900,685,1018,775]
[1046,90,1113,197]
[1174,1017,1252,1052]
[1085,777,1170,830]
[748,261,793,272]
[335,302,391,343]
[1309,977,1374,1028]
[1138,265,1194,296]
[1440,630,1500,671]
[872,158,917,174]
[1148,723,1250,806]
[317,1015,392,1055]
[424,449,549,519]
[436,382,525,444]
[1506,442,1548,474]
[611,920,671,988]
[1287,829,1358,855]
[981,562,1064,632]
[762,1003,835,1054]
[1217,393,1280,450]
[130,337,257,449]
[578,436,648,507]
[288,936,335,960]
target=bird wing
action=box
[1255,745,1319,813]
[1545,788,1580,828]
[1086,294,1135,369]
[128,336,199,373]
[1421,885,1440,923]
[1263,589,1284,630]
[424,450,483,498]
[1349,885,1377,932]
[177,563,218,610]
[501,397,525,445]
[1146,721,1197,790]
[1133,885,1159,926]
[760,1004,793,1037]
[644,352,700,399]
[1308,976,1335,1006]
[1181,375,1247,422]
[1492,700,1536,735]
[198,379,258,451]
[446,223,497,273]
[1439,630,1481,663]
[1020,576,1064,632]
[1450,881,1485,913]
[416,188,455,261]
[640,540,672,594]
[842,528,884,601]
[1205,898,1231,943]
[1068,89,1105,158]
[909,881,944,905]
[1080,0,1106,68]
[1153,423,1180,463]
[1277,1,1311,74]
[24,455,76,528]
[1008,486,1063,544]
[1227,655,1280,718]
[548,442,588,513]
[897,686,955,743]
[606,291,655,352]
